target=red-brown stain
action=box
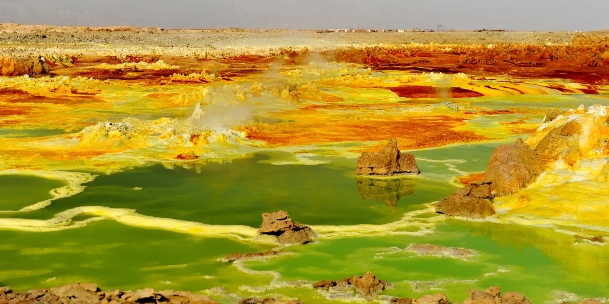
[456,172,486,185]
[389,86,484,98]
[0,88,100,105]
[244,112,487,150]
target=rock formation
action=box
[313,271,391,296]
[526,104,609,167]
[356,176,418,213]
[257,210,316,245]
[406,243,476,259]
[220,250,283,262]
[484,138,544,196]
[0,283,216,304]
[238,298,303,304]
[461,286,530,304]
[390,293,449,304]
[0,56,49,76]
[434,137,543,219]
[433,181,495,219]
[355,138,420,176]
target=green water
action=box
[15,153,457,226]
[0,220,273,293]
[0,175,64,211]
[0,128,69,138]
[1,122,609,302]
[245,220,609,303]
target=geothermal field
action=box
[1,23,609,303]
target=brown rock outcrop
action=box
[313,271,391,296]
[220,250,282,262]
[575,300,604,304]
[238,297,303,304]
[433,181,496,219]
[356,138,420,176]
[0,56,49,76]
[484,138,544,196]
[406,243,476,259]
[258,210,316,245]
[390,294,449,304]
[0,283,217,304]
[462,286,530,304]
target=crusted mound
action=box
[527,104,609,168]
[0,284,216,304]
[313,271,391,296]
[462,286,530,304]
[356,138,420,176]
[433,181,495,219]
[484,138,544,196]
[258,210,316,245]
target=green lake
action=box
[1,142,608,303]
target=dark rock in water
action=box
[313,271,391,296]
[356,138,420,176]
[220,250,282,262]
[390,297,413,304]
[390,293,448,304]
[576,300,604,304]
[278,227,316,244]
[351,271,390,296]
[51,283,100,303]
[434,137,548,219]
[312,280,337,289]
[433,181,495,219]
[462,286,530,304]
[406,243,476,259]
[0,283,217,304]
[356,176,418,213]
[238,297,303,304]
[484,138,544,196]
[258,210,316,245]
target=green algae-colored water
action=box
[1,142,608,303]
[0,175,64,211]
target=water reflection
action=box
[356,176,418,213]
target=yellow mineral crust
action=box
[91,60,178,71]
[495,105,609,233]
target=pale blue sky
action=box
[0,0,607,31]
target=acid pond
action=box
[0,145,607,303]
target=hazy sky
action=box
[0,0,608,31]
